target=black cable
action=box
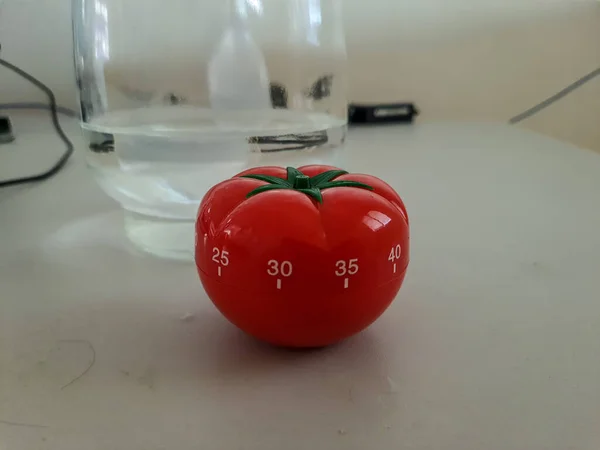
[0,47,74,188]
[0,102,77,117]
[509,67,600,125]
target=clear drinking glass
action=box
[72,0,347,260]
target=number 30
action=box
[267,260,293,277]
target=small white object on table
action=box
[2,113,600,450]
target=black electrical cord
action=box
[0,45,74,188]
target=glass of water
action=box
[72,0,347,260]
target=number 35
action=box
[335,259,358,277]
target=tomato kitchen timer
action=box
[195,165,410,348]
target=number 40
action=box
[388,245,402,262]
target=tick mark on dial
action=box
[344,278,349,289]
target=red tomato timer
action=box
[195,165,410,348]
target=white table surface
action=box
[2,113,600,450]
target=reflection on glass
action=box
[93,0,109,60]
[307,0,322,46]
[247,0,263,15]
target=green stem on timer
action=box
[293,175,311,190]
[241,167,373,204]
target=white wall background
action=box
[1,0,599,149]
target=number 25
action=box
[212,247,229,266]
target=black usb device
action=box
[349,103,419,125]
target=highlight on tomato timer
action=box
[195,165,409,348]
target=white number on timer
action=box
[388,244,402,273]
[212,247,230,276]
[267,260,293,289]
[335,259,359,289]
